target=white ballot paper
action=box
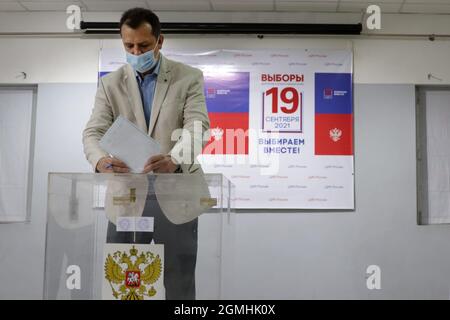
[99,115,161,173]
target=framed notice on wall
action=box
[99,47,354,210]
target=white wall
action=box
[0,38,100,83]
[0,83,95,299]
[0,9,449,87]
[1,36,450,85]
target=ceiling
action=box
[0,0,450,15]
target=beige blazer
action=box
[82,54,210,174]
[102,173,214,225]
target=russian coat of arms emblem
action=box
[103,244,164,300]
[329,128,342,142]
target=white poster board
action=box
[99,47,354,209]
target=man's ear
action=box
[158,34,164,49]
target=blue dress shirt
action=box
[135,57,161,129]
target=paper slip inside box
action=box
[99,115,161,173]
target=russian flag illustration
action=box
[315,73,353,156]
[202,72,250,155]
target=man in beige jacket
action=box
[82,8,210,300]
[83,10,209,175]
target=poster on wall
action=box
[99,47,354,210]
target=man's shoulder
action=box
[99,64,130,86]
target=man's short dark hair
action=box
[119,7,161,38]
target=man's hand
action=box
[142,154,178,174]
[96,156,130,173]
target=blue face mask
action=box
[126,39,159,73]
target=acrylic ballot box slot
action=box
[43,173,235,300]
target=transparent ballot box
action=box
[44,173,235,300]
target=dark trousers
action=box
[106,178,198,300]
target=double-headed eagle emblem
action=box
[211,127,224,141]
[104,246,162,300]
[329,128,342,142]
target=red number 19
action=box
[266,87,299,114]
